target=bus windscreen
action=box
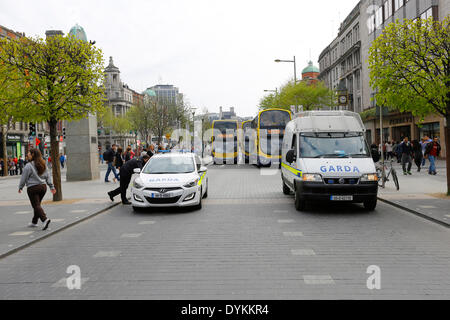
[259,110,291,128]
[214,121,238,133]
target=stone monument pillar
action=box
[65,24,100,181]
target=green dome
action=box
[302,61,319,74]
[68,24,87,42]
[143,89,157,97]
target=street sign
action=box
[35,138,41,146]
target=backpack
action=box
[103,150,113,162]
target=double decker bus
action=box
[212,120,239,164]
[251,108,292,167]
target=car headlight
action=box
[361,173,378,182]
[133,178,144,189]
[183,179,199,188]
[302,174,323,182]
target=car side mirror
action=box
[133,168,141,174]
[199,166,207,173]
[286,149,296,163]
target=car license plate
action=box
[330,195,353,201]
[152,193,171,198]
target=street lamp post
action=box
[275,56,297,84]
[275,56,297,112]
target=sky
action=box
[0,0,359,117]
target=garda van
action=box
[281,111,379,211]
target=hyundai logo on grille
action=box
[339,178,345,184]
[159,189,167,193]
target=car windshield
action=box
[143,156,195,174]
[299,133,370,158]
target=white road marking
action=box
[93,251,121,258]
[445,215,450,218]
[52,277,89,288]
[419,205,437,209]
[138,221,156,225]
[120,233,142,238]
[291,249,316,256]
[14,211,31,215]
[278,219,294,224]
[9,231,34,236]
[283,232,303,237]
[52,219,65,222]
[303,275,335,285]
[70,210,87,213]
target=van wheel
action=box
[203,181,208,199]
[282,176,290,195]
[364,197,377,211]
[294,187,306,211]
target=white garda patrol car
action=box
[281,111,379,211]
[131,153,208,211]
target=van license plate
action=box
[330,195,353,201]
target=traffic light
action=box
[29,122,36,137]
[63,127,66,139]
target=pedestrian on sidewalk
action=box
[9,158,16,176]
[104,144,120,183]
[394,141,402,163]
[115,147,124,171]
[18,148,55,230]
[59,154,66,169]
[124,146,133,162]
[107,154,150,205]
[420,136,432,167]
[412,140,423,172]
[399,137,413,175]
[385,141,393,160]
[18,157,24,175]
[424,137,441,175]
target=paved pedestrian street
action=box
[1,165,449,299]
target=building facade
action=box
[99,57,135,151]
[318,0,448,156]
[146,84,183,106]
[301,61,320,83]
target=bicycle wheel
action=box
[391,168,400,191]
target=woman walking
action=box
[18,148,55,230]
[412,140,423,172]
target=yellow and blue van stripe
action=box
[281,162,303,178]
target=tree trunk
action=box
[1,124,8,177]
[49,119,62,201]
[445,114,450,196]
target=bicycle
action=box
[376,159,400,190]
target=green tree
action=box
[0,60,27,176]
[368,17,450,195]
[258,79,335,111]
[127,102,153,146]
[0,35,105,201]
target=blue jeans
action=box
[428,156,436,174]
[421,157,426,166]
[105,162,120,181]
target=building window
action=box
[375,6,383,28]
[394,0,404,12]
[368,14,375,34]
[420,7,433,20]
[384,0,393,20]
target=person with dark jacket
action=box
[107,154,150,204]
[115,147,124,170]
[412,140,423,172]
[104,144,120,183]
[424,137,441,175]
[398,137,413,175]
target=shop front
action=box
[363,112,446,158]
[0,133,29,159]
